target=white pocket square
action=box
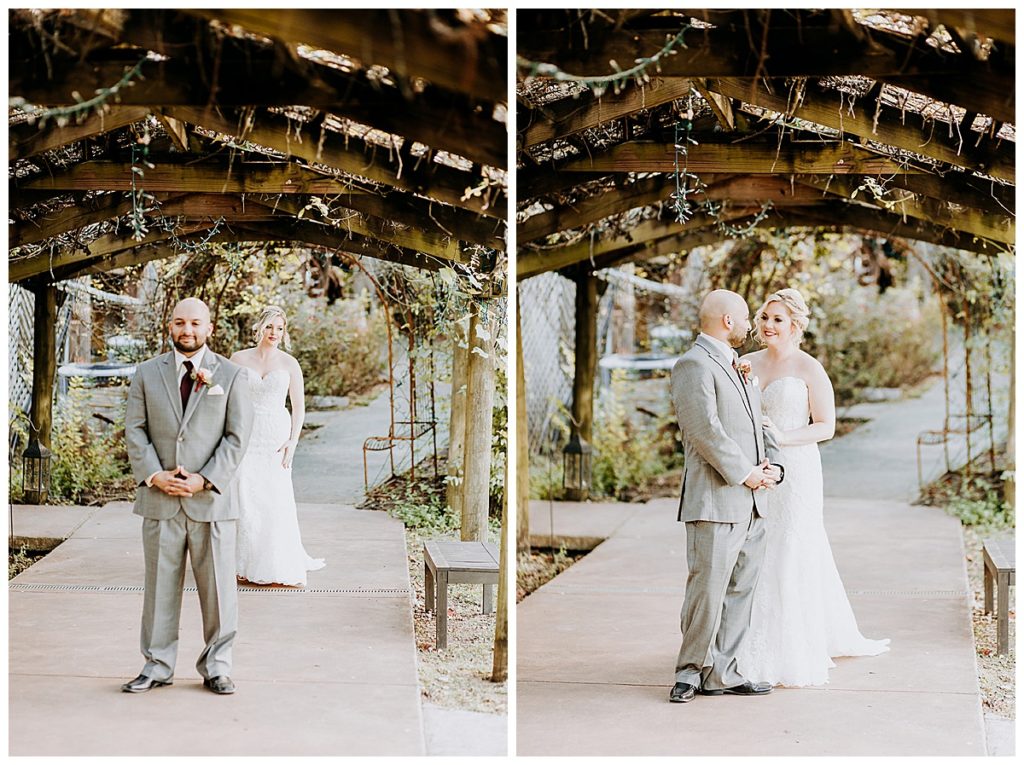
[207,384,225,396]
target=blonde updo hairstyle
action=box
[754,288,810,346]
[252,305,291,351]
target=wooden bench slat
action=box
[983,538,1015,571]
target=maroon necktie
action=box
[180,359,194,412]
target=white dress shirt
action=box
[174,345,208,387]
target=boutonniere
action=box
[736,359,753,385]
[191,367,214,392]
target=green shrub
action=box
[590,377,680,500]
[946,493,1013,529]
[808,287,941,405]
[391,499,460,535]
[9,381,133,505]
[287,294,389,398]
[528,454,564,500]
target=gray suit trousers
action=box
[141,510,238,680]
[674,511,766,689]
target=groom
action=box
[122,297,253,695]
[668,290,785,703]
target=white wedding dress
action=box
[738,376,889,686]
[233,369,325,586]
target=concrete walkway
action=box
[293,390,395,506]
[518,375,992,756]
[9,501,423,756]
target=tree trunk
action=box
[491,460,509,682]
[446,316,470,517]
[461,301,495,541]
[516,296,531,554]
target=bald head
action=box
[172,297,211,323]
[698,289,751,347]
[169,297,213,355]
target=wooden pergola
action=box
[10,7,505,443]
[515,9,1015,548]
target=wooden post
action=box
[1006,338,1015,509]
[25,283,58,504]
[572,270,598,444]
[461,300,495,542]
[491,460,508,682]
[29,284,58,450]
[446,316,470,517]
[566,270,598,501]
[516,296,531,554]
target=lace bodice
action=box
[761,376,811,432]
[246,368,290,413]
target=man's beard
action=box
[726,326,749,348]
[172,336,206,353]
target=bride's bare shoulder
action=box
[228,347,252,363]
[740,349,767,364]
[798,350,829,379]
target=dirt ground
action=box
[404,527,507,714]
[962,525,1015,720]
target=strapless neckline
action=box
[250,368,289,382]
[761,375,807,393]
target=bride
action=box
[230,306,325,586]
[737,288,888,686]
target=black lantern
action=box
[22,439,52,504]
[562,427,592,501]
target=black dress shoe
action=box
[700,681,773,696]
[668,682,697,703]
[203,676,236,695]
[121,673,172,693]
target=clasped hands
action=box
[151,466,205,497]
[744,459,781,490]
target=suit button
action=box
[178,435,184,442]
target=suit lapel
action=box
[159,352,183,423]
[181,352,220,431]
[694,336,755,424]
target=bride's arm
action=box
[778,362,836,447]
[278,358,305,469]
[286,358,305,444]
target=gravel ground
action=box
[404,527,507,714]
[962,525,1015,720]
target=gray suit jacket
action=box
[125,349,253,521]
[671,336,785,523]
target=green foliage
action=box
[8,546,45,580]
[809,287,941,405]
[920,469,1014,532]
[695,232,943,405]
[134,247,389,398]
[10,381,133,505]
[946,493,1013,529]
[528,454,564,500]
[391,499,460,536]
[287,294,388,397]
[591,380,672,500]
